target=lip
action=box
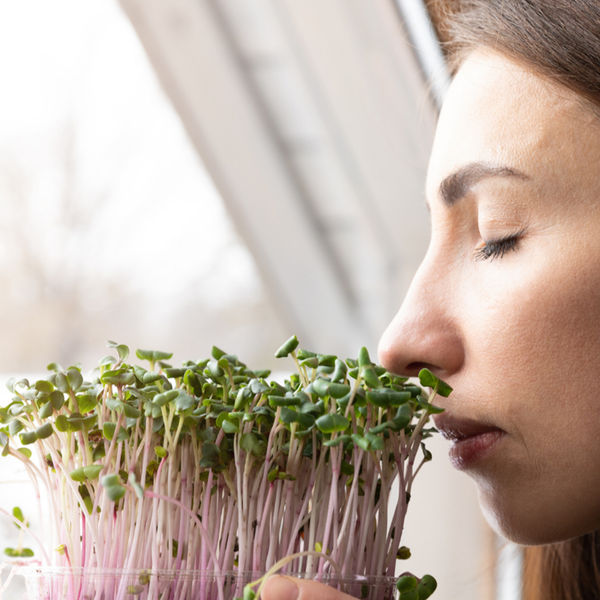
[433,413,506,470]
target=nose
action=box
[378,252,465,379]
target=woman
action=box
[264,1,600,599]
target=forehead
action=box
[425,49,597,202]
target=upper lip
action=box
[433,413,504,441]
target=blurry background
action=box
[0,1,518,599]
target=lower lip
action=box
[448,430,505,469]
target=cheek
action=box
[464,245,600,391]
[457,246,600,542]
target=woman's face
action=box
[378,49,600,545]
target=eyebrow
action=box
[439,162,529,207]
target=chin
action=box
[476,487,595,546]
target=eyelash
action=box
[474,234,520,261]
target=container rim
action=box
[15,567,397,584]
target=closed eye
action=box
[474,234,520,261]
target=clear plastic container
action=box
[17,568,398,600]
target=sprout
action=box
[0,339,446,599]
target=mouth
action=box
[434,413,506,469]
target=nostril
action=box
[404,362,440,377]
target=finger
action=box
[262,575,358,600]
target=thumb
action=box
[261,576,359,600]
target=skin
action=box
[264,47,600,600]
[378,49,600,545]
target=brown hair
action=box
[424,1,600,599]
[522,533,600,600]
[428,0,600,108]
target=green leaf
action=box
[66,369,83,392]
[8,420,23,437]
[417,575,437,599]
[136,349,173,362]
[106,484,126,502]
[35,380,54,394]
[315,413,349,434]
[210,345,227,360]
[17,448,32,459]
[251,440,267,458]
[331,359,348,383]
[66,413,83,431]
[297,349,316,360]
[55,373,70,393]
[49,391,65,410]
[4,547,34,558]
[362,366,382,389]
[358,347,371,368]
[297,413,315,429]
[300,357,319,369]
[421,442,432,462]
[12,507,24,524]
[83,465,103,480]
[351,433,370,452]
[323,434,351,447]
[396,576,417,593]
[233,387,252,411]
[366,390,410,408]
[327,383,351,399]
[253,369,271,379]
[35,423,53,439]
[243,584,256,600]
[151,390,178,408]
[416,396,445,414]
[101,369,135,387]
[83,496,94,514]
[76,394,98,414]
[175,393,195,412]
[98,355,117,368]
[143,372,163,384]
[19,431,37,445]
[221,418,239,434]
[280,407,299,424]
[393,404,413,430]
[128,472,144,499]
[102,474,120,487]
[364,431,384,451]
[38,401,53,419]
[269,395,301,408]
[240,432,258,453]
[311,378,330,398]
[274,335,299,358]
[93,444,106,462]
[107,341,130,362]
[396,546,412,560]
[116,427,129,442]
[101,474,126,501]
[55,415,69,433]
[155,446,168,458]
[197,427,216,443]
[369,421,395,434]
[164,367,186,378]
[201,441,220,461]
[249,380,269,395]
[103,422,117,441]
[70,467,86,482]
[122,403,141,419]
[340,461,354,476]
[418,368,452,397]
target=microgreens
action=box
[0,336,450,600]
